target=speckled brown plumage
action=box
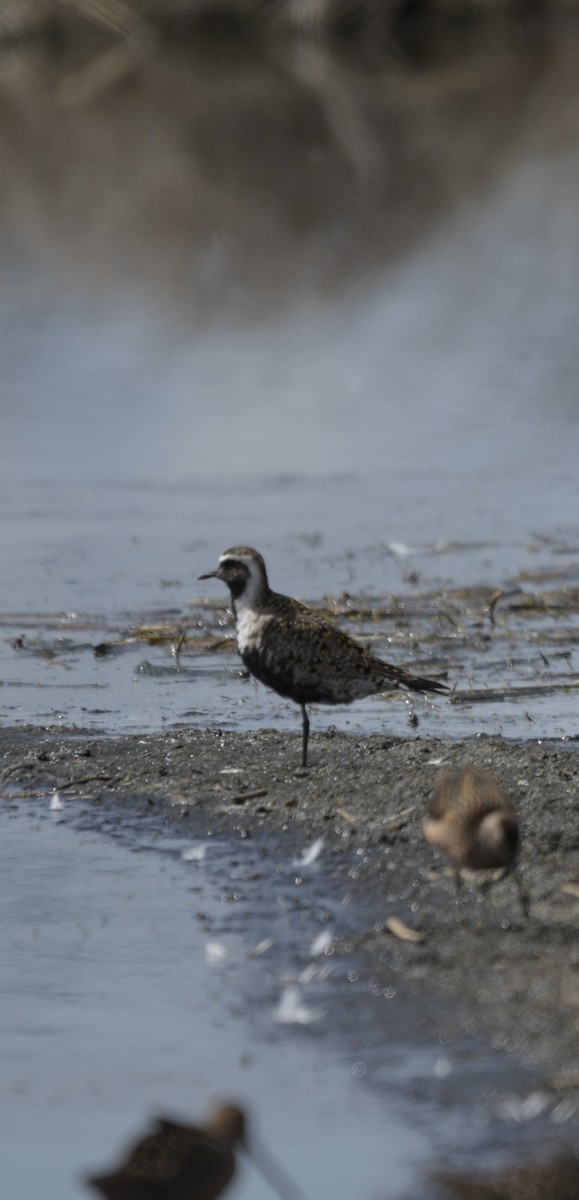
[199,546,447,766]
[86,1105,244,1200]
[424,767,519,871]
[423,767,528,915]
[434,1153,579,1200]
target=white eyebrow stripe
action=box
[219,554,255,568]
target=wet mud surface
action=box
[4,724,579,1162]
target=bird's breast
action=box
[235,608,273,656]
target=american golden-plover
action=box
[200,546,446,766]
[423,766,528,916]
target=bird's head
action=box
[206,1103,247,1146]
[199,547,268,604]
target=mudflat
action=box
[4,724,579,1095]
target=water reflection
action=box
[0,29,559,322]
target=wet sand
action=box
[4,724,579,1108]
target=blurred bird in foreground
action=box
[86,1102,301,1200]
[199,546,447,766]
[423,766,528,917]
[433,1152,579,1200]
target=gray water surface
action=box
[2,798,430,1200]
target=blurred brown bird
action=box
[434,1152,579,1200]
[423,766,528,916]
[86,1102,299,1200]
[86,1105,243,1200]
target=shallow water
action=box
[1,798,432,1200]
[1,500,578,739]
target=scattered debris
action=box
[182,844,207,863]
[205,941,229,965]
[451,680,579,704]
[385,916,426,943]
[310,929,334,956]
[382,804,417,832]
[231,788,268,804]
[293,838,324,868]
[549,1070,579,1092]
[561,882,579,900]
[272,985,326,1025]
[250,937,276,957]
[335,806,356,823]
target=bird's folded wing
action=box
[261,615,403,684]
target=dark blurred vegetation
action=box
[1,0,579,44]
[1,0,577,325]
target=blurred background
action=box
[1,0,579,733]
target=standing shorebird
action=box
[86,1102,300,1200]
[423,766,528,916]
[199,546,447,767]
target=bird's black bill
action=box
[246,1136,303,1200]
[198,571,217,580]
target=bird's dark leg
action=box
[300,704,309,768]
[454,870,470,928]
[513,869,530,921]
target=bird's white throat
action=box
[235,605,273,655]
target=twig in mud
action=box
[127,626,232,654]
[451,679,579,703]
[56,773,120,790]
[203,638,236,654]
[1,759,39,783]
[383,803,416,826]
[230,788,268,803]
[385,916,426,943]
[488,586,521,625]
[548,1069,579,1091]
[171,628,188,667]
[336,806,356,822]
[437,607,460,629]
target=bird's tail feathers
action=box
[398,669,448,694]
